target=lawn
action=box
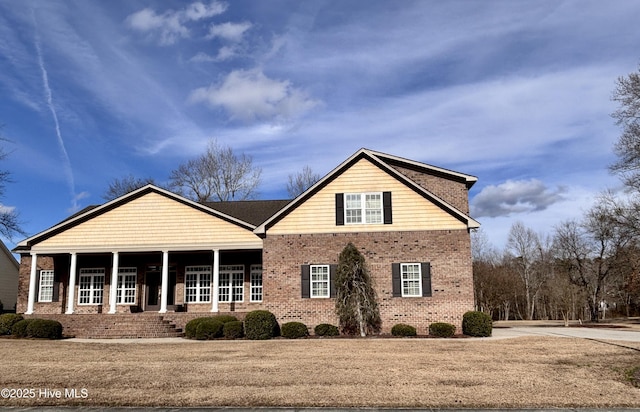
[0,336,639,408]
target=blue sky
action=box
[0,0,638,252]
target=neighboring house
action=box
[0,240,19,312]
[13,148,479,333]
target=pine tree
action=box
[334,242,381,336]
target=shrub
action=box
[281,322,309,339]
[185,317,208,339]
[25,319,63,339]
[211,315,238,324]
[223,321,244,339]
[428,322,456,338]
[244,310,280,340]
[11,319,35,338]
[462,311,493,337]
[314,323,339,337]
[0,313,23,335]
[391,323,417,337]
[195,318,224,340]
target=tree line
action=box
[473,65,640,322]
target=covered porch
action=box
[23,248,263,315]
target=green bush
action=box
[223,321,244,339]
[428,322,456,338]
[185,317,208,339]
[0,313,23,335]
[211,315,238,324]
[462,311,492,337]
[11,319,34,338]
[314,323,339,337]
[195,318,224,340]
[281,322,309,339]
[25,319,63,339]
[244,310,280,340]
[391,323,417,337]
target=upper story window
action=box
[336,192,392,226]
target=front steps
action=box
[23,313,183,339]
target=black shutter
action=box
[421,262,432,297]
[335,193,344,226]
[383,191,392,224]
[391,263,401,297]
[52,271,60,302]
[301,265,310,298]
[329,264,337,298]
[35,271,41,302]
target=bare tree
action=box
[0,135,25,240]
[103,175,156,201]
[611,65,640,191]
[169,139,261,202]
[286,165,321,198]
[335,242,381,336]
[506,221,551,320]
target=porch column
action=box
[25,253,38,314]
[159,250,169,313]
[65,253,77,314]
[211,249,220,312]
[108,252,119,314]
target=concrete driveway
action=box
[491,325,640,343]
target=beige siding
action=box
[0,246,18,310]
[269,158,467,235]
[33,192,261,252]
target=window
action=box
[185,266,211,303]
[116,267,137,305]
[401,263,422,297]
[311,265,330,298]
[219,265,244,302]
[78,268,105,305]
[38,270,55,302]
[336,192,391,225]
[250,265,263,302]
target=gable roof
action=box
[204,199,291,227]
[255,148,480,234]
[14,185,267,252]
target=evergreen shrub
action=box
[185,317,208,339]
[391,323,417,337]
[11,319,34,338]
[223,321,244,339]
[0,313,23,335]
[25,319,63,339]
[428,322,456,338]
[281,322,309,339]
[244,310,280,340]
[195,318,224,340]
[314,323,339,337]
[211,315,238,324]
[462,311,492,337]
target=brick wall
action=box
[262,229,474,334]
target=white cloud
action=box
[125,1,227,45]
[471,179,568,218]
[206,21,252,42]
[190,46,236,62]
[189,69,320,122]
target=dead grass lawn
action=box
[0,336,639,408]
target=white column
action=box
[211,249,220,312]
[159,251,169,313]
[25,253,38,314]
[108,252,119,314]
[66,253,77,314]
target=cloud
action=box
[471,179,568,218]
[190,46,236,62]
[125,1,227,45]
[206,21,252,42]
[188,69,320,122]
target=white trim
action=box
[77,268,105,305]
[25,253,38,314]
[38,270,55,303]
[159,251,169,313]
[30,241,263,255]
[108,252,119,313]
[310,264,330,298]
[400,263,422,297]
[66,253,77,314]
[211,250,220,312]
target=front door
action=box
[144,266,176,311]
[145,269,161,311]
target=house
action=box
[13,148,479,336]
[0,240,19,312]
